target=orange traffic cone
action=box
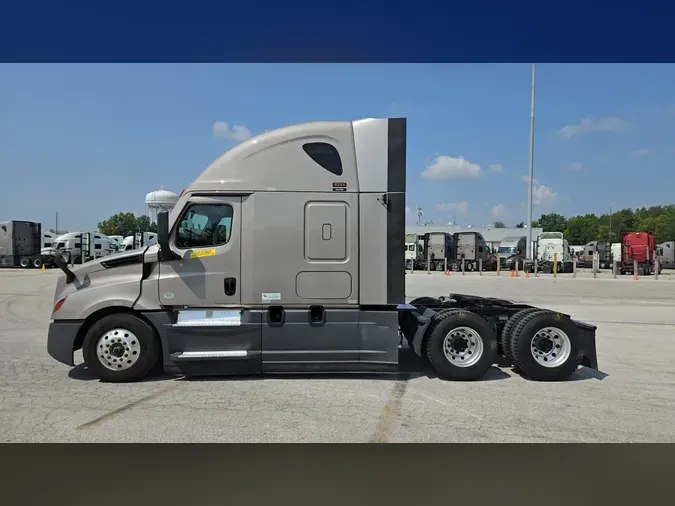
[41,264,46,271]
[525,271,530,278]
[445,269,451,276]
[510,270,515,277]
[633,272,638,280]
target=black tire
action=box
[19,256,31,268]
[510,311,581,381]
[500,308,550,368]
[425,310,498,381]
[409,296,441,308]
[32,257,43,269]
[82,312,162,383]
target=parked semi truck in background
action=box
[48,232,118,265]
[46,117,599,385]
[524,232,574,273]
[618,231,660,275]
[404,233,423,269]
[577,241,612,269]
[0,220,55,269]
[119,232,158,252]
[657,241,675,269]
[421,232,454,271]
[452,231,492,271]
[496,235,527,271]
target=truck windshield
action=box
[497,246,517,254]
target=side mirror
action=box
[157,211,172,261]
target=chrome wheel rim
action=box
[530,326,571,368]
[442,326,483,367]
[96,328,141,372]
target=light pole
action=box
[526,63,537,259]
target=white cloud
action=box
[436,201,469,215]
[488,164,504,173]
[491,204,507,218]
[212,121,252,142]
[421,156,482,179]
[631,148,649,157]
[559,115,631,138]
[521,175,558,205]
[564,162,584,171]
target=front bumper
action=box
[47,320,84,366]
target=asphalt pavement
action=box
[1,268,674,442]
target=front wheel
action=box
[82,312,161,383]
[425,310,498,381]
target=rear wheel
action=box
[32,256,43,269]
[82,313,161,383]
[510,311,581,381]
[19,256,31,268]
[500,308,550,368]
[425,310,498,381]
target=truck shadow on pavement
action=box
[68,363,174,383]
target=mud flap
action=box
[573,320,599,370]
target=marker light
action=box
[52,298,66,315]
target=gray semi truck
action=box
[46,117,599,383]
[0,220,54,269]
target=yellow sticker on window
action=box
[189,248,217,258]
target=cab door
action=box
[158,195,242,307]
[158,195,262,375]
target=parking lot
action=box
[1,268,674,442]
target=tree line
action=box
[530,205,675,245]
[97,212,157,237]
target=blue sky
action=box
[1,63,674,231]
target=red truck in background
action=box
[618,231,661,275]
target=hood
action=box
[60,246,151,279]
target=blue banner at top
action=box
[0,0,673,62]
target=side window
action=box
[302,142,343,176]
[95,244,102,250]
[175,203,234,249]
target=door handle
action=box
[224,277,236,296]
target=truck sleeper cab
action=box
[47,117,599,383]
